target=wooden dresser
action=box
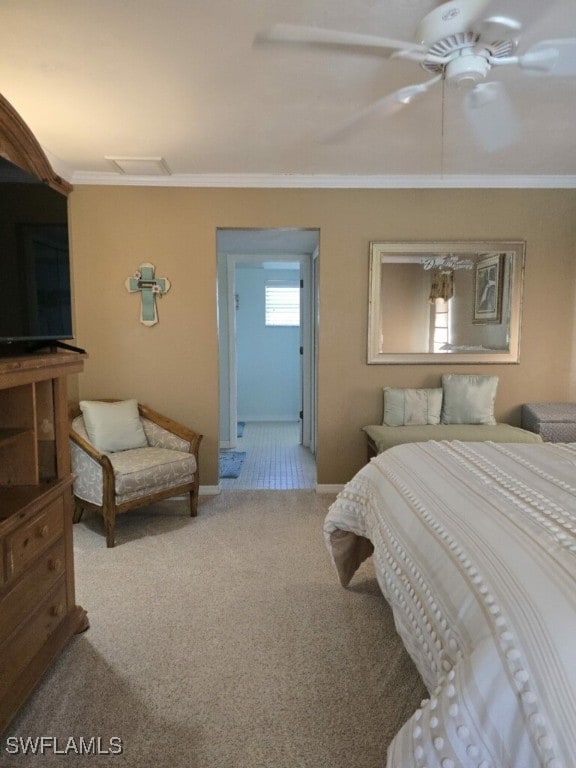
[0,351,88,735]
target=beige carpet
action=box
[1,491,425,767]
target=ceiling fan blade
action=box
[462,82,520,152]
[454,0,495,27]
[255,24,426,55]
[473,15,522,42]
[520,39,576,76]
[324,76,442,143]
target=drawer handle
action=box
[48,558,62,573]
[50,603,64,618]
[38,525,50,539]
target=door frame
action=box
[224,251,316,450]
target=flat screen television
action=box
[0,157,73,354]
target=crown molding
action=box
[69,171,576,189]
[43,148,75,186]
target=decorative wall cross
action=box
[125,262,171,326]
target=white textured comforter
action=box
[324,440,576,768]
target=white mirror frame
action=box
[368,240,525,365]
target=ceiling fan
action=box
[256,0,576,152]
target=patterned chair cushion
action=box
[109,447,196,504]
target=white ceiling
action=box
[2,0,576,187]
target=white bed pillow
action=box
[441,374,498,425]
[383,387,443,427]
[79,399,148,452]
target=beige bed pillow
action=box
[441,374,499,425]
[383,387,443,427]
[79,399,148,452]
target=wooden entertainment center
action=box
[0,352,88,734]
[0,93,88,733]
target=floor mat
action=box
[219,450,246,478]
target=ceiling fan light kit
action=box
[444,49,491,86]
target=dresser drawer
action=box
[0,539,66,647]
[0,580,68,702]
[5,497,64,580]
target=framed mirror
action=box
[368,240,525,364]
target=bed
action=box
[324,440,576,768]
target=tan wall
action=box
[68,187,576,486]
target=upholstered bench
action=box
[365,375,543,459]
[364,423,542,458]
[521,402,576,442]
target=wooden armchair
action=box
[69,400,202,547]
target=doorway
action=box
[217,228,319,489]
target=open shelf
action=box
[0,428,31,446]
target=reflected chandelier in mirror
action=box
[368,241,525,364]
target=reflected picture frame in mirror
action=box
[368,240,525,364]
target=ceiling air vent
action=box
[105,156,171,175]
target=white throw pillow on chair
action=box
[79,399,149,452]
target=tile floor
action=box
[220,421,316,490]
